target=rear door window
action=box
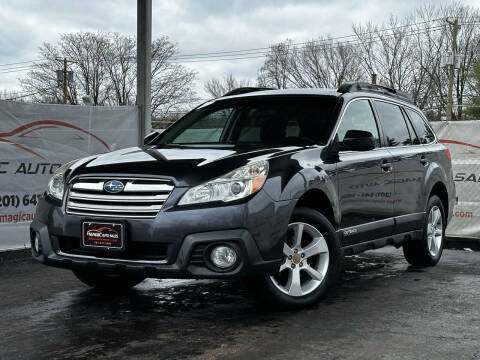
[374,101,412,147]
[405,108,435,144]
[403,109,420,145]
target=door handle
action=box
[381,159,392,173]
[420,155,429,166]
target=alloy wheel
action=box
[270,222,329,297]
[427,205,443,257]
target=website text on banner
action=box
[432,120,480,240]
[0,100,139,250]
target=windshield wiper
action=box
[166,142,235,147]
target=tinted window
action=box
[337,100,380,148]
[403,110,420,145]
[406,109,435,144]
[172,108,233,143]
[159,97,338,146]
[374,101,411,147]
[235,105,306,143]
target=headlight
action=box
[178,160,269,206]
[47,160,77,201]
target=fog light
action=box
[210,245,238,269]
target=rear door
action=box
[373,100,426,234]
[336,99,395,246]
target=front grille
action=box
[66,177,174,218]
[56,236,169,261]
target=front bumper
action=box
[30,190,292,278]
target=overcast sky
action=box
[1,0,479,98]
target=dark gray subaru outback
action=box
[31,83,455,308]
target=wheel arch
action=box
[429,181,449,221]
[423,160,452,221]
[295,189,338,229]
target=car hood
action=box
[69,144,307,187]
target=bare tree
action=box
[63,32,110,105]
[19,42,72,104]
[19,32,197,118]
[102,33,136,106]
[446,4,480,119]
[465,56,480,119]
[150,36,197,117]
[257,2,480,120]
[258,38,364,90]
[0,89,24,101]
[20,33,112,105]
[410,3,480,119]
[353,17,419,92]
[353,3,480,119]
[290,39,363,88]
[257,42,292,89]
[204,73,251,97]
[409,5,447,115]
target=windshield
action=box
[157,96,339,147]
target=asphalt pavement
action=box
[0,247,479,360]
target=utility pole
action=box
[136,0,152,145]
[62,58,68,104]
[371,73,377,86]
[56,58,75,104]
[446,18,460,121]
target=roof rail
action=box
[223,87,274,97]
[337,82,413,104]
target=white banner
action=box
[431,120,480,240]
[0,100,139,250]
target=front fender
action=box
[278,166,340,228]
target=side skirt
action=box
[341,230,423,256]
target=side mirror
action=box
[342,130,376,151]
[144,131,159,145]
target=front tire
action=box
[403,195,445,267]
[73,270,145,292]
[257,207,343,309]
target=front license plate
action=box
[82,222,124,250]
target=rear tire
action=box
[73,270,145,292]
[403,195,445,267]
[255,207,343,309]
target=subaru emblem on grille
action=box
[104,180,124,193]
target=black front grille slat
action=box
[189,244,207,266]
[57,236,169,261]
